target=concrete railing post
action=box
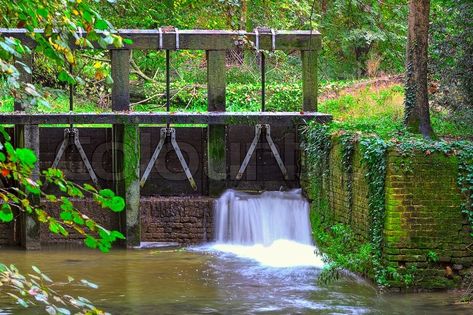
[110,49,141,247]
[301,50,318,112]
[13,54,41,250]
[206,50,227,196]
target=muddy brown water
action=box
[0,248,472,315]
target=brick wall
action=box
[325,140,370,240]
[40,199,120,247]
[384,152,472,287]
[141,197,214,245]
[0,197,215,248]
[304,136,473,288]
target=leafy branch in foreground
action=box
[0,0,129,109]
[0,126,125,252]
[1,263,107,315]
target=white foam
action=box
[207,239,325,268]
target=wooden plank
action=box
[0,29,321,51]
[301,50,318,111]
[0,112,332,125]
[207,50,227,196]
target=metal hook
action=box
[254,28,260,51]
[175,27,180,50]
[158,27,163,50]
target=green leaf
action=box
[32,265,41,274]
[15,148,37,167]
[84,236,98,249]
[123,38,133,45]
[58,70,76,85]
[111,230,125,240]
[49,220,60,234]
[0,152,5,162]
[0,204,13,222]
[60,211,73,221]
[60,197,73,211]
[83,183,97,193]
[95,19,108,30]
[108,196,125,212]
[72,213,85,225]
[98,189,114,198]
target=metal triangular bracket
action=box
[236,124,288,180]
[46,128,99,188]
[140,127,197,191]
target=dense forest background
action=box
[1,0,472,133]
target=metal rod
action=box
[166,49,170,128]
[69,62,73,129]
[261,51,265,112]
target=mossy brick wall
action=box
[303,135,473,288]
[327,140,370,240]
[384,152,472,288]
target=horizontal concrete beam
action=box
[0,112,331,126]
[0,29,321,51]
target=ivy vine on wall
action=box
[303,123,473,287]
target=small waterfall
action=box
[209,189,324,268]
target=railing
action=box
[0,28,329,248]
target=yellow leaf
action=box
[65,50,75,64]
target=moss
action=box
[304,128,473,289]
[122,124,141,247]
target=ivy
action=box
[339,132,356,223]
[359,137,389,285]
[302,123,332,222]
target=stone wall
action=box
[40,199,120,247]
[0,221,16,247]
[141,197,214,245]
[0,197,214,248]
[304,137,473,289]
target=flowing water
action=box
[0,190,472,314]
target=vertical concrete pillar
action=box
[110,49,140,247]
[206,50,227,196]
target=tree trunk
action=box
[240,0,247,31]
[404,0,434,138]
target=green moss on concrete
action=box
[122,124,141,247]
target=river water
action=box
[1,190,472,314]
[0,248,471,315]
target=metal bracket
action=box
[158,27,163,50]
[254,27,276,51]
[140,128,197,191]
[236,124,288,180]
[140,128,167,187]
[47,128,99,187]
